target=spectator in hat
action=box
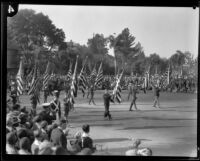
[76,124,96,153]
[6,116,19,133]
[38,140,53,155]
[50,118,68,150]
[125,139,141,156]
[31,130,44,155]
[6,132,18,154]
[40,120,49,141]
[7,104,20,123]
[50,90,61,121]
[76,148,93,155]
[54,146,71,155]
[125,138,152,156]
[18,137,31,155]
[32,115,42,131]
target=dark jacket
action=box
[50,127,67,149]
[103,93,114,108]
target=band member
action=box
[152,84,160,108]
[43,86,49,103]
[89,85,96,105]
[50,90,61,121]
[38,103,55,125]
[129,83,139,111]
[103,88,114,120]
[63,92,71,120]
[30,93,40,117]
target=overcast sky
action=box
[19,5,198,59]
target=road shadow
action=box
[117,125,192,130]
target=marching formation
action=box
[6,56,197,155]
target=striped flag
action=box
[43,61,51,89]
[88,64,97,87]
[67,62,72,81]
[69,56,79,104]
[94,62,103,88]
[16,58,24,96]
[28,64,41,102]
[78,57,88,96]
[112,69,124,103]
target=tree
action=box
[108,28,143,74]
[7,9,66,72]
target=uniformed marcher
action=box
[50,90,61,121]
[38,103,55,125]
[43,86,49,103]
[152,84,160,108]
[30,92,40,117]
[89,85,96,105]
[103,88,114,120]
[129,83,139,111]
[63,92,71,120]
[127,82,133,101]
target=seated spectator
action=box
[31,130,44,155]
[32,115,42,131]
[6,132,18,154]
[40,120,49,140]
[50,118,68,150]
[54,146,71,155]
[38,140,53,155]
[76,148,93,155]
[7,104,20,122]
[6,116,19,133]
[75,124,96,154]
[125,139,152,156]
[18,137,31,155]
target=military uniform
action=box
[103,90,114,120]
[89,86,96,105]
[129,86,139,111]
[38,103,55,125]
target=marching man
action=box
[103,88,114,120]
[50,90,61,121]
[129,82,139,111]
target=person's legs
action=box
[129,100,133,111]
[156,96,160,108]
[153,96,157,107]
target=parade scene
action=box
[5,4,198,156]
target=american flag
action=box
[94,62,103,88]
[28,63,41,102]
[112,69,124,103]
[78,57,88,96]
[69,56,79,104]
[16,58,24,96]
[89,64,97,86]
[42,61,52,88]
[66,62,72,82]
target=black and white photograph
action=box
[3,3,198,157]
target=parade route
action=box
[17,90,197,156]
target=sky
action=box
[19,5,199,59]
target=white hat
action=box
[42,103,51,108]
